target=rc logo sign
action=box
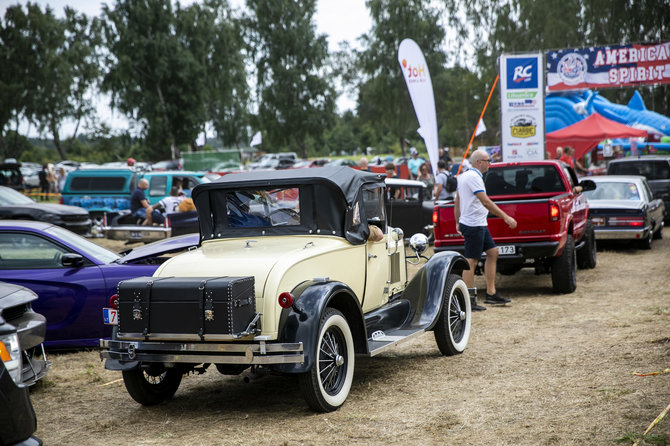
[506,57,538,89]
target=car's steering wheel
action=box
[268,208,300,225]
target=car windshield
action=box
[45,225,120,263]
[584,182,641,201]
[0,187,35,205]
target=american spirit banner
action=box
[547,42,670,91]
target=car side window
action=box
[149,176,167,197]
[642,181,654,201]
[362,186,386,231]
[0,232,70,269]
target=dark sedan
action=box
[0,221,199,348]
[385,178,435,241]
[0,186,92,235]
[583,175,665,249]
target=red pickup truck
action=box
[433,160,597,294]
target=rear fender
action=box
[401,251,469,331]
[274,281,365,374]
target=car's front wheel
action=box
[122,365,183,406]
[298,308,354,412]
[433,274,471,355]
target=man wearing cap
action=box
[407,147,424,180]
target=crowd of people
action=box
[129,178,195,226]
[37,164,67,200]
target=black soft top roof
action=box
[192,166,384,206]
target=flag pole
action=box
[457,74,499,176]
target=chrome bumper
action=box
[103,225,171,242]
[594,227,649,240]
[99,339,304,365]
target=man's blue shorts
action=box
[459,223,496,259]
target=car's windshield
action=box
[45,225,120,263]
[584,182,641,201]
[485,165,564,195]
[0,187,35,205]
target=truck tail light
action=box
[432,209,438,224]
[59,195,64,204]
[549,203,560,222]
[609,216,644,227]
[278,292,294,309]
[109,294,119,309]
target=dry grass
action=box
[31,233,669,445]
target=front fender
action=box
[401,251,469,332]
[273,281,365,374]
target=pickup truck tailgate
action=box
[487,198,555,240]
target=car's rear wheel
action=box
[577,221,597,269]
[433,274,471,355]
[298,308,354,412]
[652,221,663,240]
[638,229,653,250]
[551,235,577,294]
[122,365,183,406]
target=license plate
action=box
[103,308,118,325]
[498,245,516,255]
[130,231,142,239]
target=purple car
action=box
[0,221,199,348]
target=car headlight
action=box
[0,332,23,385]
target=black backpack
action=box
[445,173,458,193]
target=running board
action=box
[366,328,426,357]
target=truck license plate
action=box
[103,308,118,325]
[498,245,516,255]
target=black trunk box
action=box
[117,276,255,338]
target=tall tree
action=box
[355,0,446,155]
[246,0,336,158]
[102,0,208,159]
[177,0,249,149]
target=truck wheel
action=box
[298,308,354,412]
[433,274,471,356]
[551,235,577,294]
[638,229,653,250]
[577,221,597,269]
[122,365,183,406]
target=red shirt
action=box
[559,154,574,168]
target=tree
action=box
[355,0,447,155]
[177,0,249,149]
[102,0,208,159]
[245,0,336,158]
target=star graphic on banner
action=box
[589,47,595,52]
[584,53,590,60]
[551,52,558,59]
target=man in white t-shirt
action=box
[454,149,517,309]
[145,186,184,225]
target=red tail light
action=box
[278,292,294,309]
[609,216,644,227]
[59,196,63,204]
[549,203,560,222]
[109,294,119,309]
[432,209,438,224]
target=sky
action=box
[1,0,373,138]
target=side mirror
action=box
[579,179,596,192]
[61,253,85,268]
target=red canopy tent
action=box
[545,112,647,159]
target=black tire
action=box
[433,274,471,356]
[298,308,354,412]
[638,229,653,250]
[551,234,577,294]
[122,365,183,406]
[576,221,597,269]
[652,221,663,240]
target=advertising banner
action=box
[547,42,670,91]
[398,38,439,174]
[499,53,545,161]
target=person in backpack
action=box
[433,160,456,202]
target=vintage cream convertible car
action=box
[100,166,471,412]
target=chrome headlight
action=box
[0,332,23,385]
